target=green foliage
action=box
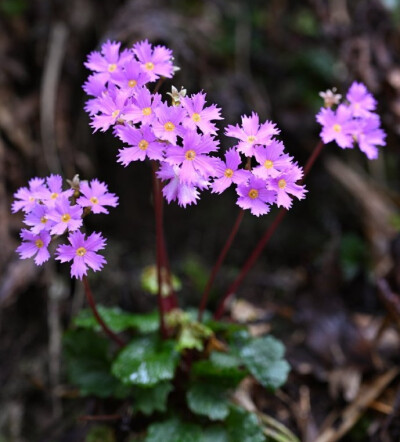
[63,329,129,398]
[132,382,174,415]
[186,380,230,420]
[225,406,266,442]
[74,306,159,333]
[230,331,290,390]
[112,336,179,386]
[66,307,290,441]
[166,309,213,351]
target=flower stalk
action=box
[82,276,125,347]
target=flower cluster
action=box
[84,40,306,215]
[12,175,118,278]
[316,82,386,159]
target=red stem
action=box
[82,276,125,348]
[213,140,325,320]
[198,210,245,321]
[151,163,168,338]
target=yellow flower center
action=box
[76,247,87,257]
[139,140,149,151]
[248,189,259,199]
[145,62,154,71]
[35,239,44,249]
[264,160,273,169]
[164,122,175,132]
[333,124,342,133]
[224,168,234,178]
[142,107,152,116]
[51,192,58,199]
[128,79,137,88]
[61,213,71,222]
[40,216,47,224]
[247,135,256,144]
[278,179,287,189]
[185,150,196,161]
[108,63,117,72]
[112,109,120,119]
[90,196,99,204]
[192,113,201,122]
[29,196,35,202]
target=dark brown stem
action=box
[213,140,325,320]
[82,276,125,347]
[198,210,245,321]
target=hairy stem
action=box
[82,276,125,347]
[213,140,325,320]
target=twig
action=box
[315,367,399,442]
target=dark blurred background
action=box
[1,0,400,440]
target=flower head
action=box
[56,231,107,279]
[76,179,119,214]
[47,197,83,235]
[12,178,46,213]
[16,229,51,265]
[211,148,250,194]
[346,82,377,118]
[181,92,223,135]
[236,176,276,216]
[225,112,280,157]
[316,104,354,149]
[132,40,174,82]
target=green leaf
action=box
[63,329,130,398]
[201,426,229,442]
[187,381,230,420]
[191,353,246,387]
[205,320,246,335]
[226,406,266,442]
[145,418,202,442]
[238,336,290,390]
[74,306,159,334]
[132,382,173,415]
[112,336,179,387]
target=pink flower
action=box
[236,176,276,216]
[316,104,354,149]
[16,229,51,265]
[225,112,280,157]
[122,87,161,125]
[56,231,106,279]
[166,132,219,184]
[47,197,83,235]
[181,92,223,135]
[84,40,132,86]
[115,125,165,164]
[346,82,377,118]
[24,203,54,234]
[90,87,131,132]
[110,59,151,94]
[132,40,174,82]
[211,148,250,194]
[152,102,186,144]
[157,162,208,207]
[268,165,307,209]
[351,115,386,160]
[12,178,46,213]
[76,179,119,214]
[252,141,294,179]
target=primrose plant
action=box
[12,39,386,441]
